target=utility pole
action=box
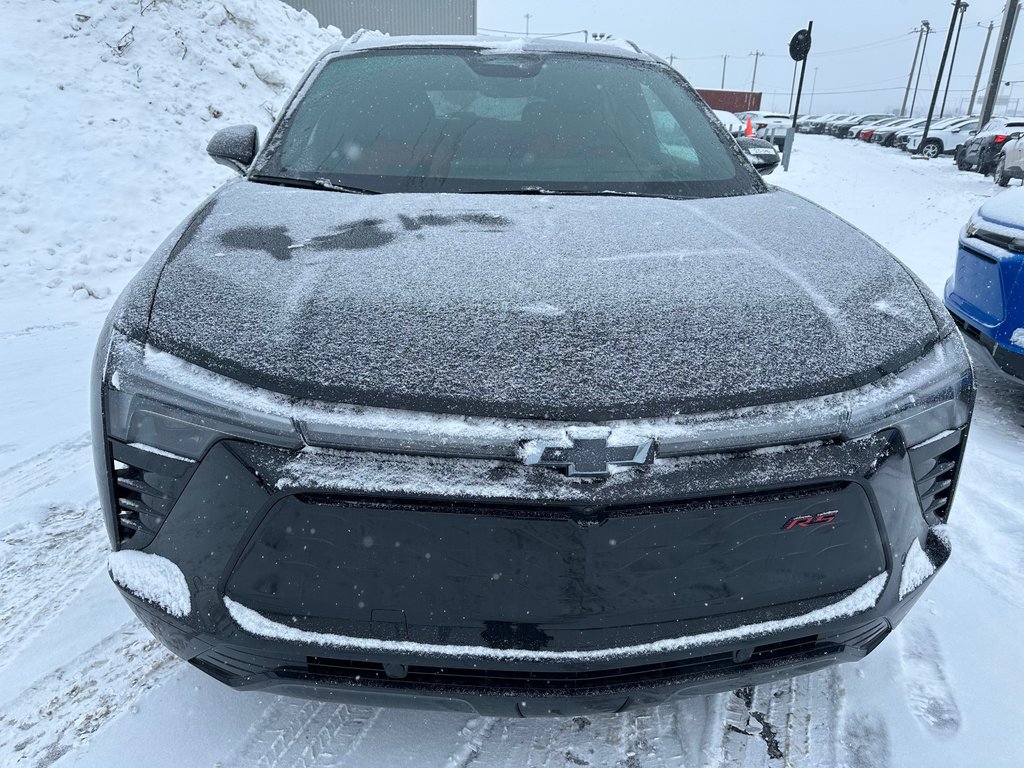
[524,13,531,36]
[809,66,819,112]
[910,21,933,117]
[901,23,928,116]
[980,1,1022,127]
[721,54,728,89]
[667,53,676,68]
[917,1,963,157]
[969,21,994,114]
[940,2,969,118]
[749,51,764,92]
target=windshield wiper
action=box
[467,187,695,200]
[250,175,378,194]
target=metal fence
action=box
[281,0,476,36]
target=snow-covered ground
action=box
[3,2,1024,766]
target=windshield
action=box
[253,48,763,198]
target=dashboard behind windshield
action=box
[253,48,764,198]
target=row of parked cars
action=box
[796,113,1024,385]
[797,111,1024,185]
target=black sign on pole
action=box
[789,28,812,62]
[783,21,812,171]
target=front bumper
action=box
[106,422,962,715]
[949,313,1024,383]
[945,233,1024,383]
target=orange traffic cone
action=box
[745,117,754,137]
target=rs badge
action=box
[782,511,838,530]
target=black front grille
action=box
[299,635,843,695]
[110,440,194,547]
[908,429,965,523]
[297,482,847,522]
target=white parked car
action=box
[894,116,963,150]
[904,116,977,157]
[736,110,791,148]
[995,134,1024,186]
[711,109,743,137]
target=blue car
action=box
[945,190,1024,381]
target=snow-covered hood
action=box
[973,188,1024,230]
[143,181,939,421]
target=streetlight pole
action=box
[721,54,728,89]
[524,13,531,36]
[809,66,819,113]
[940,2,969,118]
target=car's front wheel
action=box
[920,139,942,159]
[955,147,971,171]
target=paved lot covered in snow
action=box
[3,3,1024,766]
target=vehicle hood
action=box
[976,187,1024,230]
[145,181,940,421]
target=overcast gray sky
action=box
[477,0,1024,116]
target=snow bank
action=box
[224,574,887,662]
[0,0,338,297]
[108,550,191,617]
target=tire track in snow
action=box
[0,320,79,341]
[466,709,683,768]
[716,668,846,767]
[647,695,723,767]
[458,715,573,768]
[0,430,92,513]
[224,700,382,768]
[444,716,499,768]
[0,623,176,768]
[897,619,961,736]
[771,668,844,767]
[0,503,106,674]
[841,711,891,768]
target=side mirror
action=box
[736,136,781,176]
[207,125,258,173]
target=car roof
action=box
[322,32,655,63]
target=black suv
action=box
[93,35,973,716]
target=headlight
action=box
[842,332,973,446]
[100,330,303,462]
[96,324,972,469]
[965,215,1024,253]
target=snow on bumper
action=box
[224,574,888,664]
[108,550,191,618]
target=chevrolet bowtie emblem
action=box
[525,437,655,478]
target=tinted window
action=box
[255,49,762,198]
